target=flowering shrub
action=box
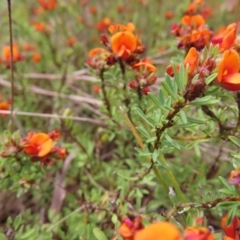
[0,0,240,239]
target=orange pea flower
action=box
[89,6,97,14]
[217,49,240,91]
[51,146,67,160]
[32,52,41,63]
[184,47,199,73]
[22,44,35,51]
[66,37,77,46]
[38,0,56,10]
[108,22,135,34]
[87,48,110,69]
[228,168,240,187]
[222,214,240,240]
[24,133,53,157]
[32,22,48,32]
[165,11,174,19]
[119,216,143,240]
[111,31,138,60]
[1,44,22,63]
[133,60,156,72]
[212,23,236,52]
[184,227,214,240]
[97,18,111,33]
[134,222,182,240]
[88,48,109,58]
[166,47,198,76]
[117,5,124,13]
[181,14,205,28]
[0,101,11,117]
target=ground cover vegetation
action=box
[0,0,240,239]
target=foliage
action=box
[0,0,240,240]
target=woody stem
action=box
[100,69,112,117]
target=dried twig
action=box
[0,110,106,126]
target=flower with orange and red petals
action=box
[217,49,240,91]
[38,0,56,10]
[184,227,214,240]
[222,214,240,240]
[24,133,53,158]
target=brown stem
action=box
[100,69,112,117]
[201,106,233,133]
[7,0,14,132]
[154,101,186,149]
[166,196,240,220]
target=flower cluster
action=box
[129,59,157,95]
[171,14,213,51]
[0,43,42,67]
[38,0,57,11]
[1,130,66,166]
[119,216,215,240]
[167,46,216,101]
[87,22,157,95]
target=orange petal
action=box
[184,47,198,73]
[191,14,205,28]
[88,48,108,58]
[220,24,236,51]
[181,14,205,28]
[134,62,156,72]
[221,215,240,239]
[38,138,53,157]
[221,73,240,91]
[217,49,240,82]
[134,222,182,240]
[184,227,214,240]
[111,31,137,55]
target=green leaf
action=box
[159,89,165,105]
[179,110,188,124]
[178,64,186,93]
[19,229,37,240]
[218,176,235,190]
[13,215,22,230]
[0,233,7,240]
[135,108,155,127]
[111,214,118,225]
[205,73,217,85]
[93,228,108,240]
[217,201,240,208]
[136,126,151,138]
[148,93,168,113]
[165,134,180,150]
[146,136,157,143]
[190,96,219,106]
[229,136,240,148]
[226,206,238,226]
[191,73,200,83]
[162,74,178,100]
[135,147,152,157]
